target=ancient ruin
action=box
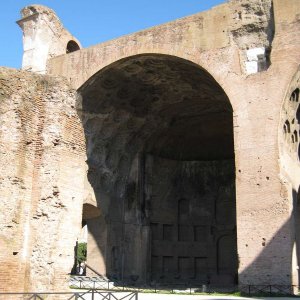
[0,0,300,294]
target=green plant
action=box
[76,242,87,264]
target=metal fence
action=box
[69,277,299,296]
[239,284,297,296]
[0,290,138,300]
[0,285,298,299]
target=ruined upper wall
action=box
[47,0,300,89]
[17,5,81,74]
[18,0,299,80]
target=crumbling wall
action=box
[17,5,81,74]
[0,67,86,292]
[229,0,275,74]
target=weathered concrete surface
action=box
[0,68,86,292]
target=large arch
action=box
[77,54,237,286]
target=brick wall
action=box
[0,68,86,292]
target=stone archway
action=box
[77,54,237,286]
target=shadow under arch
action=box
[77,53,237,286]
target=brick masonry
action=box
[0,0,300,293]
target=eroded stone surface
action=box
[0,67,86,292]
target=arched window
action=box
[284,120,291,134]
[66,40,80,54]
[294,131,298,143]
[290,88,300,102]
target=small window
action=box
[284,120,291,134]
[290,88,299,102]
[294,131,298,143]
[66,40,80,54]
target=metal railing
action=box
[240,284,297,296]
[69,277,300,296]
[0,284,298,299]
[0,290,138,300]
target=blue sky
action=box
[0,0,226,69]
